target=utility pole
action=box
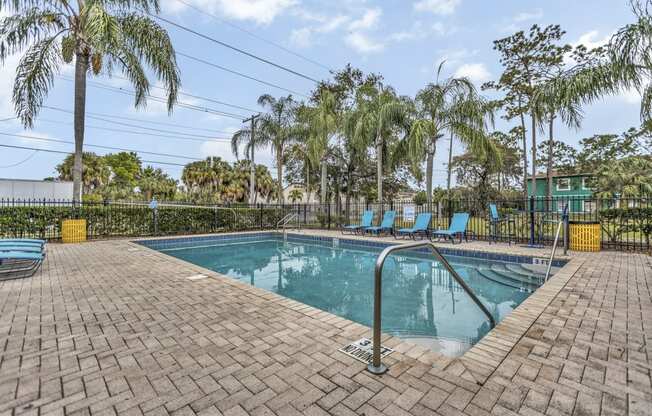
[243,114,260,205]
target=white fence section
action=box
[0,178,73,200]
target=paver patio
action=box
[0,234,650,416]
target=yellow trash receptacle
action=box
[62,219,87,243]
[569,221,601,252]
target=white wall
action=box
[0,178,73,200]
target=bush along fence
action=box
[1,197,650,251]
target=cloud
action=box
[349,8,382,31]
[574,30,612,50]
[289,15,350,48]
[513,8,543,22]
[413,0,461,15]
[164,0,297,25]
[619,88,641,104]
[454,63,491,83]
[345,32,384,54]
[388,21,456,43]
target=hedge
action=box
[0,204,286,240]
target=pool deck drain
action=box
[0,232,649,416]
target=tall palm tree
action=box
[255,94,299,204]
[350,84,407,203]
[404,64,494,205]
[540,1,652,126]
[305,91,338,204]
[0,0,180,202]
[231,120,265,204]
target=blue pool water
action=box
[144,234,558,356]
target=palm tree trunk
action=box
[426,148,435,205]
[530,112,537,199]
[547,116,554,200]
[249,145,256,205]
[446,132,453,198]
[276,151,284,204]
[73,51,89,203]
[376,136,383,204]
[320,160,327,204]
[519,111,528,199]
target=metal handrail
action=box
[276,212,298,230]
[544,206,569,282]
[368,241,496,375]
[544,220,563,282]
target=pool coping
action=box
[131,230,584,385]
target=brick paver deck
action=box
[0,235,650,416]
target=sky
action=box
[0,0,642,189]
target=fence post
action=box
[327,203,331,229]
[529,196,535,246]
[259,204,263,229]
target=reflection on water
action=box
[162,239,531,356]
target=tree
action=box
[540,1,652,126]
[535,140,578,174]
[451,134,505,206]
[350,84,407,203]
[231,118,265,203]
[255,94,299,204]
[102,152,142,199]
[139,166,177,200]
[484,24,570,198]
[576,128,644,172]
[405,62,494,204]
[56,152,109,195]
[595,156,652,198]
[305,91,338,204]
[288,189,303,203]
[181,157,232,203]
[0,0,180,202]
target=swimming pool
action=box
[140,233,562,357]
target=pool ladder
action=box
[277,212,299,237]
[368,241,496,375]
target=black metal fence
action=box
[1,196,650,251]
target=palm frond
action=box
[118,13,179,111]
[12,36,61,127]
[0,8,65,61]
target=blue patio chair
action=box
[364,211,396,236]
[0,244,43,253]
[342,210,374,234]
[0,238,45,246]
[395,212,432,239]
[431,213,470,244]
[0,250,45,279]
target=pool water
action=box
[151,235,552,356]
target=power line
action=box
[176,52,309,98]
[171,0,332,73]
[0,132,205,160]
[153,14,321,84]
[106,74,260,113]
[40,107,234,141]
[40,107,234,135]
[57,76,248,119]
[0,143,188,167]
[0,149,39,168]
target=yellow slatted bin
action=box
[62,219,87,243]
[569,221,601,252]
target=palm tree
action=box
[288,189,303,203]
[350,84,407,203]
[255,94,299,204]
[181,157,231,202]
[305,91,338,204]
[0,0,180,202]
[540,1,652,126]
[231,120,264,203]
[404,64,494,205]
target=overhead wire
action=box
[153,14,321,84]
[0,149,39,168]
[176,52,309,98]
[171,0,332,73]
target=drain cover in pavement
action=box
[186,274,208,281]
[339,338,393,364]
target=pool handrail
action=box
[368,240,496,375]
[544,205,569,282]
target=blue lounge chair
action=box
[0,245,43,253]
[0,241,44,248]
[364,211,396,236]
[396,213,432,239]
[0,250,45,279]
[342,210,374,234]
[431,213,470,244]
[0,238,45,245]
